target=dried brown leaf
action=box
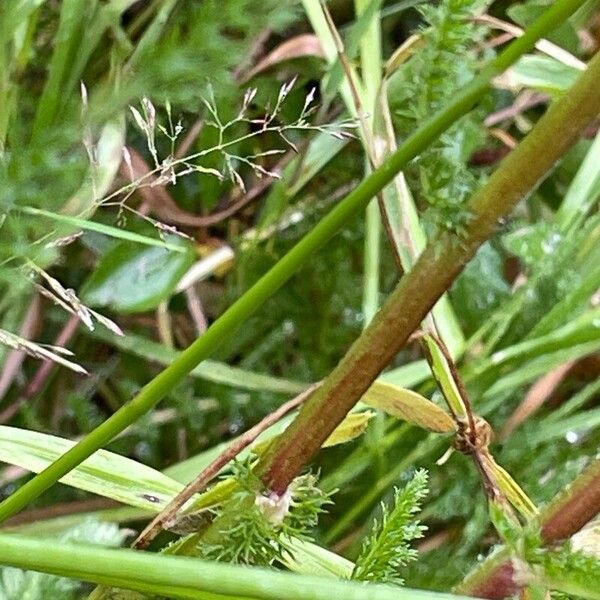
[243,34,325,82]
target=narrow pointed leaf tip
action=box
[322,411,375,446]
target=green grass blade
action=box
[31,0,90,137]
[483,340,600,400]
[16,206,188,252]
[557,128,600,231]
[526,407,600,446]
[0,532,480,600]
[488,306,600,369]
[89,327,307,394]
[0,426,183,511]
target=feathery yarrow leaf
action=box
[196,461,332,567]
[352,469,428,584]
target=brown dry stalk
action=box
[120,146,295,228]
[132,384,317,549]
[241,34,325,83]
[257,50,600,495]
[3,498,116,528]
[0,310,77,424]
[320,1,404,271]
[484,91,548,127]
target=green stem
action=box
[356,0,385,473]
[0,0,586,523]
[0,532,478,600]
[357,3,383,322]
[258,46,600,494]
[362,198,381,324]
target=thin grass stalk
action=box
[354,0,383,322]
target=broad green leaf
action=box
[0,426,183,511]
[363,381,455,433]
[81,236,195,313]
[508,54,581,95]
[508,2,580,54]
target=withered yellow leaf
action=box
[362,381,456,433]
[322,411,375,447]
[481,453,538,520]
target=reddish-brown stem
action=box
[3,498,116,528]
[132,384,317,549]
[257,51,600,495]
[458,457,600,598]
